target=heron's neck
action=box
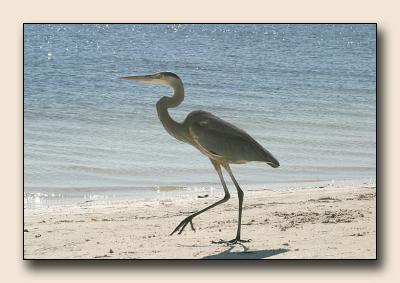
[156,80,186,142]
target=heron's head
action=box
[120,72,182,89]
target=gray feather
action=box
[185,111,279,167]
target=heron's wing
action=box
[186,111,279,167]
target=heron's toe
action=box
[211,238,251,245]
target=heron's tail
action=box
[267,160,280,168]
[264,151,280,168]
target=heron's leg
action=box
[221,163,251,244]
[170,159,231,236]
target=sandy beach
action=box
[23,184,376,259]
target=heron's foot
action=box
[170,216,196,236]
[211,238,252,246]
[228,238,251,245]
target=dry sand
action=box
[24,185,376,259]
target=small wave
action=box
[280,165,375,172]
[153,185,186,192]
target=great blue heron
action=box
[121,72,279,244]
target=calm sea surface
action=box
[24,24,376,206]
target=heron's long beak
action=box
[120,75,156,84]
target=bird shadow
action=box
[202,243,289,259]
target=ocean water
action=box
[24,24,376,207]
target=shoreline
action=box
[24,184,376,259]
[24,178,375,209]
